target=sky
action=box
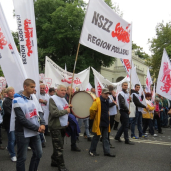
[1,0,171,56]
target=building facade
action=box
[100,51,149,86]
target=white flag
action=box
[131,63,146,106]
[156,49,171,100]
[92,67,130,96]
[13,0,40,94]
[152,84,155,102]
[94,74,104,97]
[79,0,132,59]
[0,3,27,92]
[120,58,131,75]
[86,83,92,91]
[145,68,152,93]
[45,57,90,91]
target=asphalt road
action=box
[0,127,171,171]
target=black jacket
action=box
[3,97,13,130]
[14,92,45,133]
[109,96,116,107]
[100,96,109,127]
[118,90,129,112]
[131,89,146,110]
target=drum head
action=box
[71,91,94,118]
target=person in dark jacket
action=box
[3,87,16,161]
[49,85,71,171]
[12,79,45,171]
[131,84,148,139]
[0,93,4,150]
[65,86,81,151]
[115,82,134,145]
[89,88,115,157]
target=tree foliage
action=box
[148,22,171,79]
[34,0,116,86]
[12,31,20,51]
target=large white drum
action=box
[71,91,97,118]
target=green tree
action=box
[12,31,20,51]
[34,0,115,86]
[148,22,171,79]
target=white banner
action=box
[145,68,152,93]
[39,73,45,82]
[156,49,171,100]
[13,0,40,94]
[45,56,90,90]
[79,0,132,59]
[0,3,27,93]
[91,67,130,96]
[94,74,104,97]
[120,59,131,75]
[86,83,92,91]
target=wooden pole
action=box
[69,43,81,104]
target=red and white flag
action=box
[120,59,131,75]
[0,3,27,92]
[45,57,90,91]
[145,68,153,93]
[156,49,171,100]
[79,0,132,59]
[13,0,40,95]
[86,83,92,91]
[92,67,130,96]
[94,74,104,97]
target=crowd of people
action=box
[0,79,171,171]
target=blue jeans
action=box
[15,132,42,171]
[6,130,16,157]
[39,133,45,143]
[131,111,143,137]
[90,127,110,154]
[78,118,90,137]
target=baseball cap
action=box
[102,88,110,94]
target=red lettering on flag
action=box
[24,19,33,57]
[160,62,171,93]
[111,23,130,43]
[123,59,131,72]
[0,28,7,49]
[61,77,82,85]
[8,43,13,50]
[146,78,149,86]
[97,82,102,97]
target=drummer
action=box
[89,88,115,157]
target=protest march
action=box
[0,0,171,171]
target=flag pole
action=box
[69,43,81,104]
